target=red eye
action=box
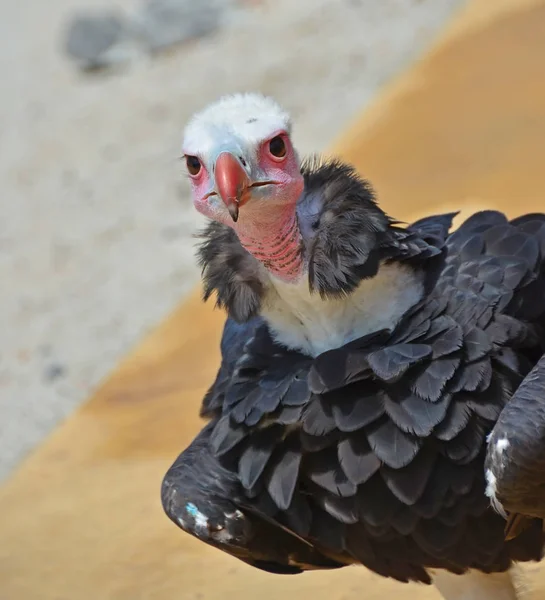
[185,155,202,176]
[268,136,287,159]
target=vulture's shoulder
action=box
[299,159,451,298]
[204,209,545,580]
[435,210,545,329]
[486,352,545,533]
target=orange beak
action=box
[214,152,251,222]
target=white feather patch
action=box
[485,433,510,518]
[496,437,510,455]
[261,262,424,356]
[183,93,291,158]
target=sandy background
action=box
[0,0,465,481]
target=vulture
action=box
[162,93,545,600]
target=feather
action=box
[434,399,473,442]
[456,359,493,393]
[280,493,312,538]
[303,160,394,299]
[210,415,247,456]
[197,221,264,321]
[367,344,432,382]
[302,396,337,436]
[414,519,464,554]
[356,475,402,527]
[381,449,437,506]
[338,435,381,485]
[408,212,456,241]
[281,375,312,406]
[276,405,304,425]
[503,258,534,289]
[390,506,420,535]
[411,357,460,402]
[306,449,358,497]
[487,232,539,272]
[331,387,384,432]
[299,430,339,452]
[321,495,360,525]
[309,349,371,394]
[443,416,486,464]
[459,233,485,260]
[428,321,463,359]
[343,524,376,562]
[238,426,283,490]
[229,385,265,423]
[478,260,505,287]
[266,447,302,510]
[308,511,346,554]
[413,474,451,519]
[464,327,492,362]
[383,391,450,437]
[366,418,421,469]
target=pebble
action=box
[134,0,228,53]
[63,11,130,70]
[43,364,67,383]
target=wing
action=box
[207,209,545,582]
[485,353,545,538]
[161,421,347,574]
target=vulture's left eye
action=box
[268,136,287,158]
[185,155,202,176]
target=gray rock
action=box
[62,11,132,70]
[43,363,66,383]
[135,0,229,52]
[63,12,124,60]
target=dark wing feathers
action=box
[485,353,545,532]
[380,449,437,506]
[266,447,302,511]
[162,421,346,575]
[301,396,337,437]
[209,414,247,456]
[306,448,358,498]
[330,385,384,432]
[337,435,381,486]
[202,208,545,581]
[384,391,450,436]
[367,344,432,382]
[238,426,283,490]
[366,418,422,469]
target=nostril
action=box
[239,156,247,167]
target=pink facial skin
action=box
[186,131,305,282]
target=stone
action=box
[135,0,229,52]
[62,11,133,70]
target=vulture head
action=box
[183,93,305,282]
[182,93,448,356]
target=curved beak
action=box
[214,152,251,222]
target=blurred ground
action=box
[0,0,465,481]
